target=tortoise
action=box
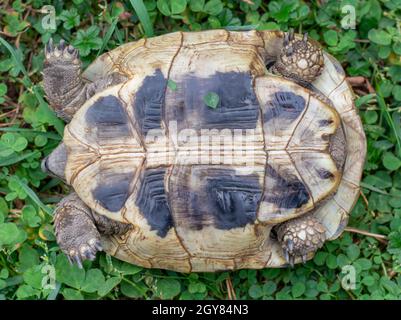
[41,29,366,272]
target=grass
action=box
[0,0,401,300]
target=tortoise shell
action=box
[62,30,366,272]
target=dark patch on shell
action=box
[133,69,167,136]
[170,166,261,231]
[316,167,334,180]
[264,91,306,123]
[263,165,309,209]
[168,72,260,131]
[209,173,261,230]
[319,119,333,127]
[92,172,132,212]
[135,168,173,237]
[85,95,131,139]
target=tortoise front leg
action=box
[54,193,130,268]
[276,214,326,267]
[43,39,124,122]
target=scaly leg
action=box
[54,193,131,268]
[271,30,324,86]
[43,39,125,122]
[276,214,326,267]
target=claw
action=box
[67,45,75,54]
[94,240,103,252]
[72,253,83,269]
[67,255,74,266]
[47,38,53,53]
[289,255,295,268]
[284,32,290,46]
[303,32,308,43]
[301,254,307,264]
[59,39,66,51]
[289,29,295,41]
[83,249,96,261]
[287,239,294,252]
[284,249,290,264]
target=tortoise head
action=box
[272,30,324,85]
[41,143,67,181]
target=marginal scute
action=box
[311,52,366,240]
[135,168,173,238]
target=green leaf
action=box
[190,0,204,12]
[393,42,401,55]
[21,205,41,228]
[263,281,277,296]
[60,8,80,30]
[171,0,187,14]
[34,135,48,147]
[0,83,7,97]
[120,280,145,298]
[203,92,219,109]
[16,284,39,299]
[323,30,338,46]
[98,277,121,297]
[354,258,372,271]
[204,0,223,16]
[23,266,44,289]
[392,85,401,101]
[313,251,328,266]
[156,278,181,299]
[291,282,306,298]
[346,244,360,261]
[72,26,103,57]
[157,0,187,16]
[0,223,19,245]
[167,79,178,91]
[326,254,337,269]
[356,93,376,108]
[0,268,9,280]
[368,29,392,46]
[81,269,105,293]
[248,284,263,298]
[129,0,154,37]
[362,276,375,286]
[18,245,40,272]
[0,198,7,223]
[363,110,378,124]
[62,288,84,300]
[55,255,85,289]
[382,152,401,171]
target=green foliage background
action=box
[0,0,401,300]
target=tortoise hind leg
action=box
[54,193,130,268]
[271,30,324,86]
[276,214,326,267]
